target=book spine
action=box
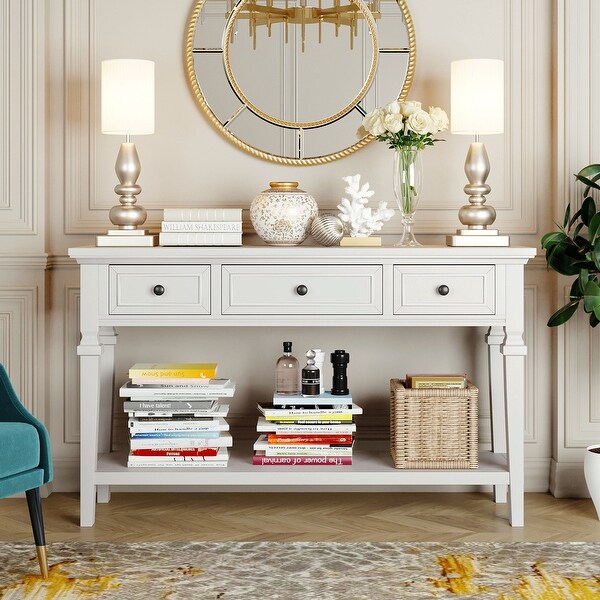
[260,426,356,434]
[130,430,221,438]
[162,208,242,221]
[158,231,242,246]
[261,447,353,456]
[130,448,219,457]
[129,424,227,433]
[266,434,353,444]
[252,455,352,465]
[161,221,242,232]
[127,461,228,468]
[130,378,212,385]
[129,437,232,448]
[123,401,215,410]
[411,381,467,389]
[127,411,227,418]
[264,414,353,421]
[128,367,217,378]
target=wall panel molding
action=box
[0,0,42,235]
[0,287,37,413]
[64,286,81,444]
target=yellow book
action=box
[128,363,218,379]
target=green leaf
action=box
[591,312,600,327]
[589,212,600,243]
[576,164,600,195]
[594,237,600,271]
[583,280,600,313]
[576,174,600,196]
[563,203,571,228]
[546,243,582,276]
[541,231,568,249]
[548,300,580,327]
[580,196,597,226]
[573,222,584,239]
[578,269,590,295]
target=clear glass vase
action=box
[393,147,423,247]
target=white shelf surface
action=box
[95,447,509,487]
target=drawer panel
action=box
[394,265,495,315]
[222,265,382,315]
[109,266,211,315]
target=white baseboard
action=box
[549,459,590,498]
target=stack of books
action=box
[159,208,243,246]
[120,363,235,468]
[253,392,362,466]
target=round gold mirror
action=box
[185,0,415,165]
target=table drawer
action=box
[109,266,211,315]
[393,265,495,315]
[222,265,382,315]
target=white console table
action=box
[69,245,535,527]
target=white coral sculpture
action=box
[337,174,395,237]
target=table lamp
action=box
[98,59,157,247]
[446,58,509,247]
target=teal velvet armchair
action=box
[0,364,52,577]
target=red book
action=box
[130,447,218,457]
[266,434,353,445]
[253,453,352,466]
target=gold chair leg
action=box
[36,545,49,578]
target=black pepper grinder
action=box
[330,349,350,395]
[302,350,321,397]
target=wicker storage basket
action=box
[390,379,479,469]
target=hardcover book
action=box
[120,380,235,398]
[129,433,233,449]
[126,406,230,418]
[158,231,242,246]
[130,447,220,457]
[272,391,353,407]
[255,417,356,434]
[253,435,354,456]
[162,208,242,221]
[252,453,353,466]
[123,399,217,411]
[161,221,243,233]
[128,416,229,433]
[130,377,230,386]
[128,363,218,379]
[266,434,352,445]
[405,374,467,389]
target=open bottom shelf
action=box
[94,446,510,487]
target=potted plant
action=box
[541,163,600,519]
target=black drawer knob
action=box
[296,284,308,296]
[153,285,165,296]
[437,285,450,296]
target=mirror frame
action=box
[184,0,416,166]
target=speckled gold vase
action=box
[250,182,318,246]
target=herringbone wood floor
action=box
[1,493,599,542]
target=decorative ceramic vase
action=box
[311,214,344,246]
[584,444,600,519]
[250,182,318,246]
[393,147,423,247]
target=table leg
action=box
[78,351,101,527]
[502,265,527,527]
[486,326,507,503]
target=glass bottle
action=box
[276,341,300,395]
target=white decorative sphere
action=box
[250,182,318,246]
[311,214,344,246]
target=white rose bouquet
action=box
[357,100,449,150]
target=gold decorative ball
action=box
[310,214,344,246]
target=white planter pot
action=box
[584,443,600,519]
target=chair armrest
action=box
[0,364,53,484]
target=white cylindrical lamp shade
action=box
[451,59,504,135]
[101,59,155,135]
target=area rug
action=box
[0,541,599,599]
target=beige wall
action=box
[3,0,592,494]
